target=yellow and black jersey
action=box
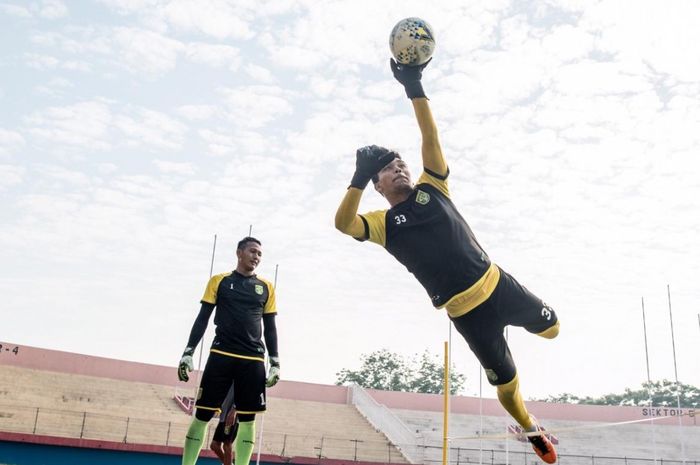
[357,168,500,317]
[201,270,276,360]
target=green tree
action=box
[536,380,700,408]
[335,349,465,394]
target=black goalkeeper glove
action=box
[349,145,397,189]
[390,58,432,99]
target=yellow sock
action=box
[182,418,208,465]
[496,374,533,430]
[234,420,256,465]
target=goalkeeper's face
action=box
[237,242,262,274]
[374,158,413,197]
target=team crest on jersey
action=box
[415,190,431,205]
[255,284,264,295]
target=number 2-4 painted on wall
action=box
[0,344,20,355]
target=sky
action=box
[1,0,699,401]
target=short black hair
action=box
[237,236,261,250]
[371,152,401,184]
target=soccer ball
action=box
[389,17,436,66]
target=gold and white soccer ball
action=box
[389,17,436,66]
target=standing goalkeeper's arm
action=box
[177,302,215,382]
[263,313,280,387]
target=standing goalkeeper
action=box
[177,236,280,465]
[334,59,560,464]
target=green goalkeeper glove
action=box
[177,347,195,382]
[266,356,280,387]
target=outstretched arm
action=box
[390,59,447,177]
[334,188,365,238]
[335,146,396,238]
[412,98,447,177]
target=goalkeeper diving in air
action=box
[334,59,560,464]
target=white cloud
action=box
[39,0,68,19]
[98,163,118,175]
[100,0,258,39]
[36,164,91,186]
[28,26,247,77]
[540,24,595,60]
[0,1,68,20]
[0,3,31,17]
[197,128,237,156]
[24,53,60,69]
[34,77,74,96]
[267,44,326,70]
[112,27,184,74]
[244,63,275,84]
[24,52,91,71]
[162,0,256,39]
[554,60,653,96]
[584,2,700,81]
[31,30,112,55]
[0,129,26,155]
[185,42,240,69]
[113,108,188,151]
[306,75,338,99]
[176,104,217,121]
[218,85,294,128]
[153,160,195,175]
[96,0,160,15]
[23,101,188,153]
[25,100,113,150]
[0,164,24,190]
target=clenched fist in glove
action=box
[349,145,398,189]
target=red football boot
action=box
[527,417,557,464]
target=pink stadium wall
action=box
[366,388,697,426]
[0,341,350,403]
[1,341,695,426]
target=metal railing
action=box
[420,443,699,465]
[1,404,697,465]
[0,403,406,463]
[350,384,423,464]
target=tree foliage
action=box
[537,380,700,408]
[335,349,465,394]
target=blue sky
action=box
[1,0,699,400]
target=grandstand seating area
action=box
[395,408,700,463]
[0,365,407,463]
[1,345,698,465]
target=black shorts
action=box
[196,351,267,414]
[450,267,558,386]
[212,419,239,443]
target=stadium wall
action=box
[0,341,696,427]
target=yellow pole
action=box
[443,340,450,465]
